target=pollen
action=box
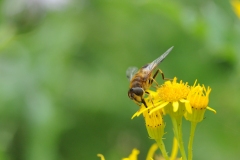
[157,77,190,102]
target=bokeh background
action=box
[0,0,239,159]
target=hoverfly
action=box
[126,46,174,108]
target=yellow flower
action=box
[184,81,216,123]
[231,0,240,18]
[131,91,165,140]
[131,91,170,159]
[144,108,165,140]
[149,77,191,116]
[130,77,216,160]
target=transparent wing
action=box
[126,66,138,81]
[143,46,174,74]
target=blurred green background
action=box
[0,0,239,159]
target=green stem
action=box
[171,116,179,139]
[188,122,197,160]
[155,138,169,160]
[170,116,187,160]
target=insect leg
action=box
[153,69,172,81]
[149,70,161,87]
[145,90,155,113]
[141,90,152,108]
[141,99,148,108]
[149,77,159,87]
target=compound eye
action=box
[131,87,144,96]
[128,89,134,99]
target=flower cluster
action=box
[132,77,216,160]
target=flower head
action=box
[132,92,165,140]
[184,80,216,123]
[148,77,191,116]
[144,108,165,140]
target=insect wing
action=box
[143,46,174,80]
[126,66,138,81]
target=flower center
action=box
[157,78,190,102]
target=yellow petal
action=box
[97,154,105,160]
[122,148,139,160]
[172,101,179,112]
[149,101,169,114]
[179,99,188,103]
[170,137,178,160]
[185,101,192,114]
[206,106,217,114]
[146,143,158,160]
[131,111,139,119]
